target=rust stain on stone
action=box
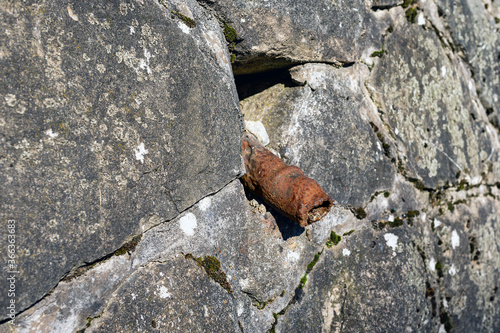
[241,132,333,227]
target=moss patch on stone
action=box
[371,47,385,58]
[114,234,143,256]
[187,254,232,293]
[326,231,342,247]
[170,10,197,28]
[405,8,417,23]
[223,23,237,43]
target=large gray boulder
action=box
[10,180,357,332]
[0,0,242,317]
[200,0,398,73]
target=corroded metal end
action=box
[241,132,333,227]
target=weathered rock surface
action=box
[278,228,429,332]
[435,0,500,126]
[201,0,399,73]
[1,0,500,331]
[0,0,242,316]
[10,180,357,332]
[241,63,395,207]
[369,15,497,189]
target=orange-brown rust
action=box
[241,132,333,227]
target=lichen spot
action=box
[448,264,457,276]
[417,13,425,25]
[134,142,148,163]
[434,219,442,227]
[158,285,171,298]
[343,248,351,256]
[178,22,191,34]
[199,196,212,212]
[287,250,300,262]
[179,213,197,236]
[451,230,460,249]
[429,257,436,271]
[441,66,447,77]
[67,5,79,21]
[96,64,106,74]
[384,233,398,256]
[46,129,58,138]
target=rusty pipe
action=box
[240,132,333,227]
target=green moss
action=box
[406,210,420,218]
[391,217,404,228]
[402,0,412,8]
[326,231,342,247]
[495,17,500,24]
[269,313,279,333]
[151,319,157,328]
[114,234,143,256]
[230,53,236,63]
[457,180,469,191]
[405,8,417,23]
[384,191,390,198]
[447,202,455,213]
[440,307,453,332]
[299,275,308,289]
[371,47,385,58]
[343,229,355,236]
[307,253,321,273]
[435,261,443,278]
[353,207,367,219]
[191,255,232,293]
[408,177,425,191]
[223,23,237,43]
[170,10,197,28]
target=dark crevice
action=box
[243,187,305,240]
[371,4,399,11]
[242,290,278,310]
[233,55,354,100]
[63,234,143,283]
[235,66,300,100]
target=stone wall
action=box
[1,0,499,332]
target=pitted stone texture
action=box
[0,0,242,316]
[88,258,239,332]
[369,17,496,189]
[241,63,395,207]
[278,228,430,332]
[435,0,500,126]
[7,181,355,332]
[419,197,500,332]
[203,0,397,74]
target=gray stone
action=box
[8,180,356,332]
[0,0,242,317]
[368,16,496,189]
[241,63,396,207]
[278,228,429,333]
[420,196,500,332]
[276,191,500,332]
[434,0,500,126]
[89,257,239,332]
[200,0,397,73]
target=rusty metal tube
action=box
[240,132,333,227]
